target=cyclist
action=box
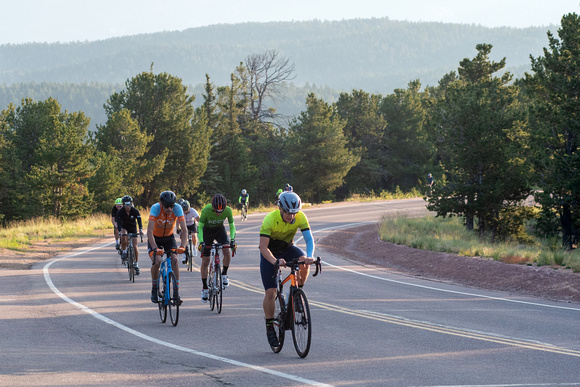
[198,193,236,302]
[147,190,188,304]
[115,195,144,275]
[176,199,200,264]
[284,183,293,192]
[111,197,123,251]
[239,189,249,215]
[258,191,315,347]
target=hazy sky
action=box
[1,0,579,45]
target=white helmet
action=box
[278,192,301,213]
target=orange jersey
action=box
[148,202,185,237]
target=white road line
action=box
[42,246,332,387]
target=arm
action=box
[147,219,156,250]
[302,229,315,258]
[179,219,188,248]
[259,236,283,266]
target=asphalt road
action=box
[1,199,579,386]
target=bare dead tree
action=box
[244,49,295,121]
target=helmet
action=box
[159,191,176,207]
[122,195,133,206]
[181,200,190,211]
[278,192,301,214]
[428,173,432,178]
[115,198,122,205]
[284,184,293,192]
[211,193,227,213]
[241,189,247,195]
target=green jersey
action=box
[259,209,310,255]
[198,204,236,241]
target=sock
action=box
[265,318,275,327]
[202,278,207,289]
[222,265,229,275]
[152,279,158,289]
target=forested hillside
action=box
[1,18,553,91]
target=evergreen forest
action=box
[1,14,580,249]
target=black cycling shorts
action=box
[260,245,306,290]
[201,226,228,257]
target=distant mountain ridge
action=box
[0,18,557,93]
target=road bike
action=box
[154,249,180,326]
[271,256,322,358]
[125,232,142,282]
[183,231,195,272]
[206,243,234,314]
[240,203,248,221]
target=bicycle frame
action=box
[157,250,179,326]
[271,257,321,358]
[207,243,232,313]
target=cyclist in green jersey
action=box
[198,194,237,302]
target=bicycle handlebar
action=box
[272,256,322,278]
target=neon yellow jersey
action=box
[259,209,310,254]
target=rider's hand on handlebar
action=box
[304,257,315,265]
[276,258,286,267]
[176,246,186,254]
[198,242,205,252]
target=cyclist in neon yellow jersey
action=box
[259,191,315,347]
[198,193,236,302]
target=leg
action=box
[200,255,210,283]
[298,264,310,287]
[263,287,277,319]
[132,236,139,263]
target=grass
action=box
[379,214,580,273]
[0,212,144,251]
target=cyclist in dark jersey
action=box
[115,195,144,274]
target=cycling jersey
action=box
[184,208,199,226]
[111,205,121,219]
[239,193,249,205]
[148,202,185,238]
[197,204,236,241]
[116,207,143,233]
[259,209,314,256]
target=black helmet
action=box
[211,194,227,213]
[181,200,190,211]
[284,184,293,192]
[159,191,176,207]
[278,192,301,213]
[122,195,133,206]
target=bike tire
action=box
[291,288,311,358]
[128,244,134,282]
[208,263,215,311]
[215,269,222,314]
[270,289,285,353]
[168,272,179,326]
[187,238,193,272]
[158,272,167,323]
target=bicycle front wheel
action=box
[291,288,311,358]
[158,272,167,323]
[270,289,286,353]
[127,245,134,282]
[215,269,222,314]
[168,272,179,326]
[208,264,215,311]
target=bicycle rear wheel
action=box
[187,238,193,272]
[127,245,134,282]
[291,288,311,358]
[158,272,167,323]
[215,269,222,314]
[270,289,285,353]
[168,272,179,326]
